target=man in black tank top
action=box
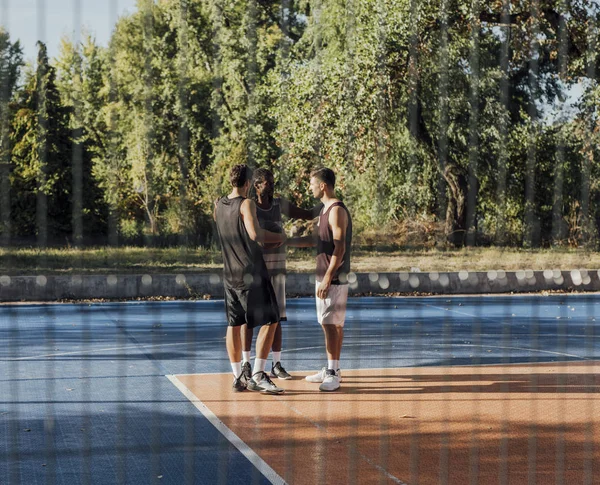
[287,167,352,392]
[240,168,323,381]
[214,164,287,395]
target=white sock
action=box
[231,361,242,378]
[272,351,282,365]
[242,351,251,363]
[328,360,339,371]
[254,358,267,375]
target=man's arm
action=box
[240,199,286,245]
[286,235,317,248]
[317,206,348,299]
[279,198,323,221]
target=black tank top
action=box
[215,196,269,289]
[316,202,352,284]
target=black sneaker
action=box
[270,362,292,380]
[247,371,285,394]
[232,375,247,392]
[242,361,252,381]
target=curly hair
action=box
[252,167,274,186]
[229,164,253,188]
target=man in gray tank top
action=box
[214,164,288,394]
[287,167,352,392]
[240,168,323,381]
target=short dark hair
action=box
[310,167,335,188]
[229,164,253,188]
[252,167,274,186]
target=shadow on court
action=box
[176,363,600,485]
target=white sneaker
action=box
[319,369,341,392]
[305,367,342,383]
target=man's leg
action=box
[241,323,253,356]
[226,325,248,392]
[247,322,284,394]
[226,325,242,364]
[245,279,285,394]
[322,324,343,362]
[271,323,282,353]
[256,322,278,360]
[224,286,247,391]
[270,320,292,379]
[319,324,343,391]
[240,324,253,379]
[270,274,290,377]
[317,284,347,392]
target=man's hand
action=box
[276,231,288,247]
[317,279,331,300]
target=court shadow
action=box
[208,408,600,485]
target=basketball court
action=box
[1,295,599,484]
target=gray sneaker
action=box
[247,371,285,394]
[270,362,292,380]
[241,361,252,381]
[232,375,247,392]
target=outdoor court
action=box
[1,294,599,484]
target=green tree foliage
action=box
[55,35,109,242]
[272,0,600,246]
[2,0,599,248]
[10,43,72,243]
[99,0,214,241]
[0,29,23,243]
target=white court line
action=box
[166,374,287,485]
[4,337,589,363]
[433,343,588,360]
[167,371,408,485]
[419,302,515,324]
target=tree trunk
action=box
[442,163,468,247]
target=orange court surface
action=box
[171,362,600,485]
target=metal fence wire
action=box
[1,1,599,484]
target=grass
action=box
[0,245,599,275]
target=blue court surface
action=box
[1,294,599,484]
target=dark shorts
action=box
[224,279,280,329]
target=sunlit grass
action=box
[0,245,598,274]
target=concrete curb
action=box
[0,270,598,302]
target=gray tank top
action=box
[256,198,286,276]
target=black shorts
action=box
[224,279,280,329]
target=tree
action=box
[0,29,24,245]
[10,42,72,244]
[102,0,214,241]
[55,35,109,243]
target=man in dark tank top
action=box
[240,168,323,382]
[287,167,352,392]
[214,164,288,395]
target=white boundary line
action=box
[166,374,287,485]
[167,371,408,485]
